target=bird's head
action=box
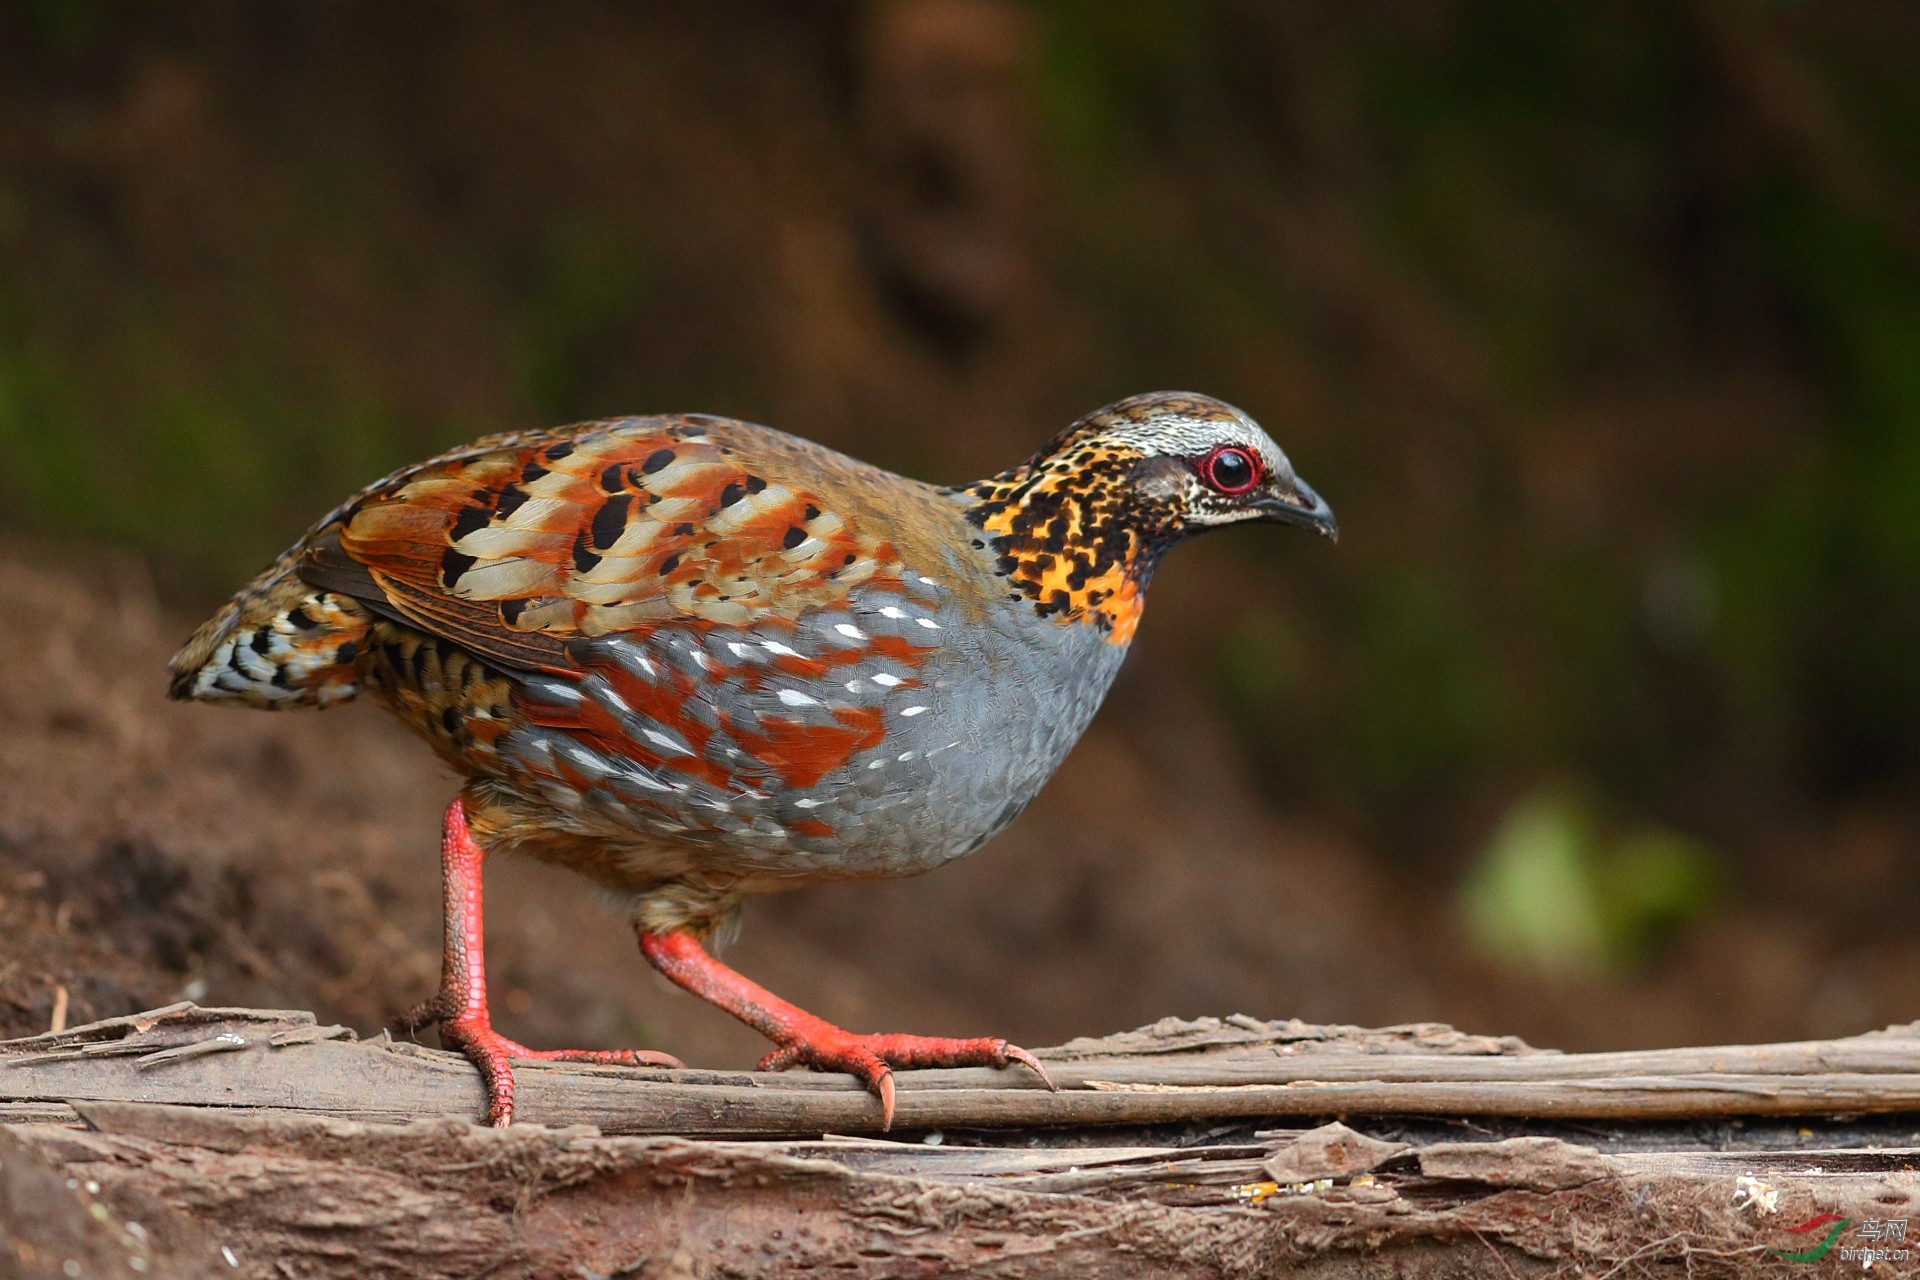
[1072,391,1337,539]
[962,391,1334,643]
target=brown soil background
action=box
[4,540,1916,1071]
[6,5,1920,1078]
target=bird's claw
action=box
[1002,1043,1058,1093]
[393,994,452,1034]
[757,1028,1054,1130]
[432,1014,682,1126]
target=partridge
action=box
[168,391,1336,1126]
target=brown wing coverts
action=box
[299,417,907,674]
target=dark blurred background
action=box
[4,1,1920,1058]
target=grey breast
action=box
[496,545,1129,882]
[814,555,1130,878]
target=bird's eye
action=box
[1200,446,1261,496]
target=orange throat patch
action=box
[961,440,1176,646]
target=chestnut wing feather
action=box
[296,416,905,676]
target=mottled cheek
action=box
[1136,466,1193,507]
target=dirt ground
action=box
[1,539,1917,1074]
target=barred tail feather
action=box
[168,578,371,709]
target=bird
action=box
[167,390,1336,1127]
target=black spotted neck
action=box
[957,434,1182,645]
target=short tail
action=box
[168,573,372,709]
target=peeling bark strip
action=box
[4,1009,1920,1277]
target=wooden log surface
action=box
[3,1005,1920,1278]
[6,1002,1920,1134]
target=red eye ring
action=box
[1200,445,1262,496]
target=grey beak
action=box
[1256,476,1338,542]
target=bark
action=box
[3,1004,1918,1278]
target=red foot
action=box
[757,1026,1049,1130]
[411,797,680,1127]
[639,929,1053,1129]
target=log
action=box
[3,1005,1919,1277]
[7,1003,1920,1134]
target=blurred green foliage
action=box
[1459,786,1722,977]
[3,2,1919,961]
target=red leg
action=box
[638,929,1053,1129]
[401,797,681,1126]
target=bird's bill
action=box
[1255,477,1338,541]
